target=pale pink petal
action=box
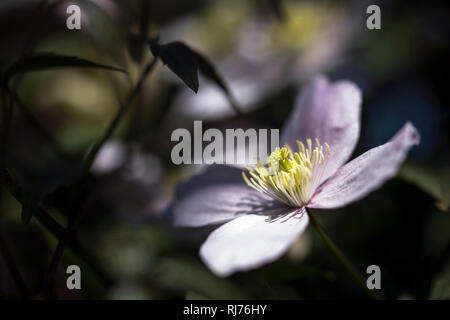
[281,76,362,184]
[200,207,309,277]
[168,165,285,227]
[308,123,420,209]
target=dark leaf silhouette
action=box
[150,40,240,112]
[150,41,199,93]
[194,51,241,113]
[194,52,229,96]
[11,160,81,224]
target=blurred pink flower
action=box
[169,76,420,277]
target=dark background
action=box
[0,0,449,299]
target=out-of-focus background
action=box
[0,0,449,299]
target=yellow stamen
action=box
[242,138,331,207]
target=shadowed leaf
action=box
[194,51,241,113]
[194,52,228,94]
[5,53,126,82]
[150,41,199,93]
[10,160,81,224]
[150,40,240,112]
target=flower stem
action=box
[307,210,386,300]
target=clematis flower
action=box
[168,76,420,277]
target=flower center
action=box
[242,138,331,207]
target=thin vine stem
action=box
[81,57,158,178]
[307,209,386,300]
[38,57,158,298]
